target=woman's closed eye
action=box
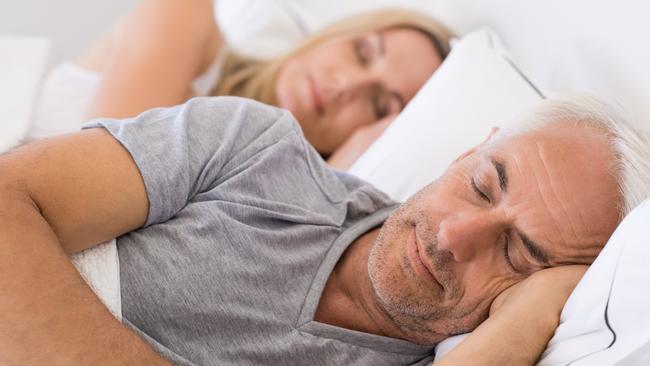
[354,38,373,65]
[371,90,401,120]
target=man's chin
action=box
[367,271,489,345]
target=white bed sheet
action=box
[70,240,122,320]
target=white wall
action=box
[0,0,136,69]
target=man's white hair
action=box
[494,93,650,219]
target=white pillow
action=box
[421,0,650,134]
[434,200,650,365]
[537,199,650,365]
[348,28,544,201]
[214,0,306,59]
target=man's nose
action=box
[437,212,503,263]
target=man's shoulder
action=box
[186,96,298,129]
[187,95,282,113]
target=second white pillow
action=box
[348,28,544,201]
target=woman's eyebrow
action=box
[376,31,385,55]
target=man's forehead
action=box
[477,123,620,265]
[481,124,601,183]
[491,120,611,152]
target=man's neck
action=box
[314,227,407,340]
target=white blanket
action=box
[70,240,122,320]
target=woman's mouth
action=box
[308,75,325,116]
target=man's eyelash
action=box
[471,177,519,273]
[503,236,518,272]
[471,178,490,202]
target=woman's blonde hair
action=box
[210,9,455,105]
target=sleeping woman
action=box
[31,0,453,169]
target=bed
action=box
[177,1,650,364]
[3,1,650,364]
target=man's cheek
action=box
[446,292,496,334]
[455,278,511,321]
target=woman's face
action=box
[274,27,443,154]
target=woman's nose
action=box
[331,71,376,103]
[437,212,502,263]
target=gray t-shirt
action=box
[86,97,435,365]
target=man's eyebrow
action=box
[518,231,550,266]
[491,156,549,266]
[491,158,508,193]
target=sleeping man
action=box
[1,95,650,365]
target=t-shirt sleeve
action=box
[83,96,298,226]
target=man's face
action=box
[367,122,621,345]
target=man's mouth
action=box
[407,228,442,289]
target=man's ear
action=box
[452,127,500,163]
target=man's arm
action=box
[0,129,169,365]
[435,266,587,366]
